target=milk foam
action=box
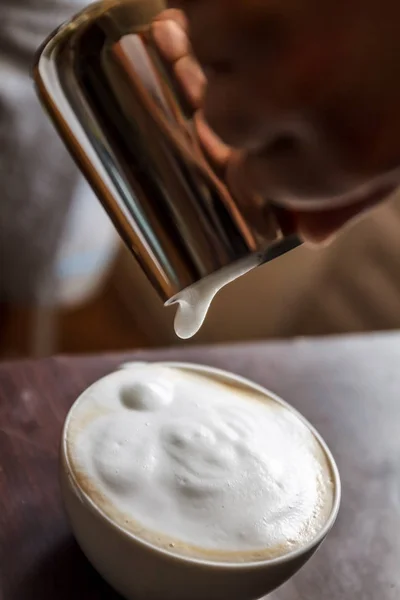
[166,255,262,339]
[67,364,334,562]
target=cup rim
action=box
[62,360,341,570]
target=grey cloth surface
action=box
[0,0,86,303]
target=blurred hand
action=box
[152,2,400,243]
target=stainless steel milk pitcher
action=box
[34,0,300,302]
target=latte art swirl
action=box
[67,364,334,561]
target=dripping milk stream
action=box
[165,254,262,339]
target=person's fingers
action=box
[194,111,233,169]
[152,11,206,109]
[152,11,189,63]
[175,56,206,109]
[154,8,188,32]
[294,185,395,245]
[225,148,395,244]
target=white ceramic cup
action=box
[60,362,341,600]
